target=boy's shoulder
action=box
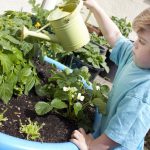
[127,79,150,104]
[110,36,133,66]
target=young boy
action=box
[70,0,150,150]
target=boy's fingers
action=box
[71,130,82,139]
[71,132,79,139]
[79,128,85,132]
[78,128,86,136]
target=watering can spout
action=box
[22,26,59,43]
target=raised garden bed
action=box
[0,56,108,150]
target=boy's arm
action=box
[89,133,119,150]
[84,0,122,47]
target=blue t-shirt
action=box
[100,36,150,150]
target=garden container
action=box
[0,56,102,150]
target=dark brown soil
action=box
[0,91,78,142]
[34,59,53,84]
[145,132,150,150]
[0,60,78,142]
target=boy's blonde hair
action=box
[132,7,150,32]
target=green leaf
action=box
[20,41,33,56]
[92,98,107,115]
[51,98,67,109]
[35,101,53,115]
[4,34,21,45]
[74,102,82,116]
[7,71,18,87]
[0,75,3,85]
[11,47,24,61]
[21,67,32,77]
[54,89,68,100]
[0,52,13,73]
[24,76,35,95]
[87,57,93,63]
[101,85,110,96]
[0,39,12,51]
[0,83,13,104]
[35,85,49,97]
[101,62,109,73]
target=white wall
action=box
[82,0,150,40]
[82,0,150,25]
[0,0,43,13]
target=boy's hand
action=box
[83,0,98,11]
[70,128,94,150]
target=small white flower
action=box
[72,94,75,98]
[96,86,100,90]
[77,93,81,99]
[77,93,85,101]
[80,96,85,101]
[63,87,69,91]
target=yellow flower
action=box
[35,22,41,28]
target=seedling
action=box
[19,118,45,140]
[0,109,8,126]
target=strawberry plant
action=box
[35,67,110,129]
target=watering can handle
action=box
[78,0,92,24]
[37,0,92,33]
[79,0,92,24]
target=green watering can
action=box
[23,0,90,52]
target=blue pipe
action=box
[44,56,72,72]
[44,56,93,90]
[0,56,101,150]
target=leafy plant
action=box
[29,0,50,27]
[90,33,110,49]
[91,83,109,115]
[35,67,110,128]
[90,16,132,50]
[19,118,45,140]
[0,109,8,126]
[26,0,69,62]
[73,42,109,73]
[0,11,41,103]
[0,2,68,103]
[111,16,132,38]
